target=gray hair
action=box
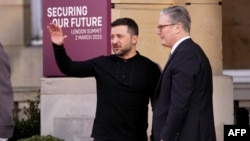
[160,6,191,32]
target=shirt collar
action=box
[116,51,140,62]
[171,36,191,54]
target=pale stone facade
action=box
[41,77,96,141]
[1,0,250,141]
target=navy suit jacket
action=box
[152,39,216,141]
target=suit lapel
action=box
[165,38,192,68]
[154,39,193,98]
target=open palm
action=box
[47,23,68,46]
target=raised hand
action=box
[47,23,68,46]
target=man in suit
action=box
[152,6,216,141]
[0,43,14,141]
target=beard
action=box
[113,44,132,57]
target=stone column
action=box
[0,1,31,46]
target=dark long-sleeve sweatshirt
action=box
[53,44,161,141]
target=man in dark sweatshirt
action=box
[47,17,161,141]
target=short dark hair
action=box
[111,17,139,36]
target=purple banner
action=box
[43,0,111,76]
